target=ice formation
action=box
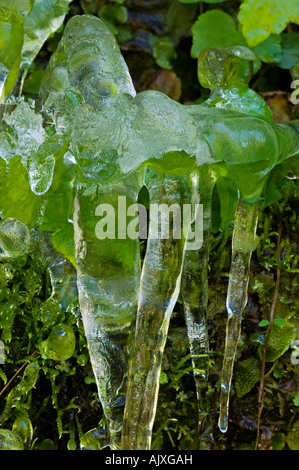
[0,14,298,450]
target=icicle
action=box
[121,171,189,450]
[218,198,259,433]
[0,218,30,259]
[181,166,216,445]
[30,229,78,312]
[73,177,141,449]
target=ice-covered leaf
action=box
[153,40,177,70]
[21,0,73,70]
[238,0,299,47]
[197,46,256,90]
[191,10,246,59]
[0,218,31,259]
[272,432,287,450]
[12,415,33,448]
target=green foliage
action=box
[191,10,246,59]
[235,357,260,398]
[238,0,299,47]
[266,322,297,362]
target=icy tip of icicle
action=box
[218,417,228,434]
[0,218,31,259]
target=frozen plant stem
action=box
[74,177,141,449]
[121,172,188,450]
[218,198,259,433]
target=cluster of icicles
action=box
[0,15,298,450]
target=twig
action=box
[255,224,282,449]
[0,351,39,397]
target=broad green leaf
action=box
[191,10,246,59]
[266,321,297,362]
[197,46,256,89]
[235,357,260,398]
[21,0,73,71]
[252,34,282,64]
[238,0,299,48]
[279,32,299,70]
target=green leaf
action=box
[12,415,33,448]
[287,421,299,450]
[51,223,76,268]
[99,4,128,34]
[293,392,299,407]
[21,0,73,71]
[40,324,76,361]
[259,319,270,327]
[235,357,261,398]
[266,321,297,362]
[179,0,228,3]
[274,318,286,326]
[238,0,299,48]
[279,32,299,69]
[191,10,246,59]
